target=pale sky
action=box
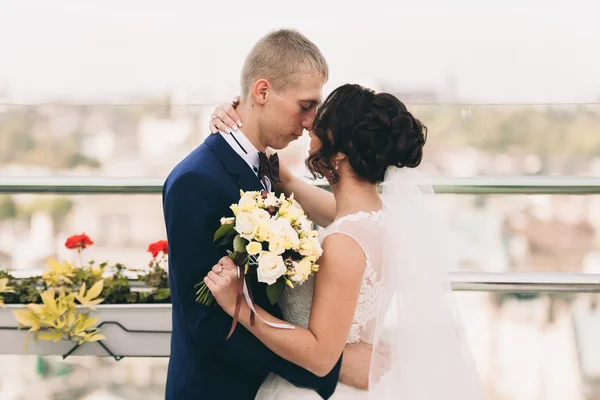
[1,0,599,104]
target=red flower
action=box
[65,233,94,250]
[147,240,168,258]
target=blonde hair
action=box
[241,29,328,98]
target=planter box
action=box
[0,304,172,358]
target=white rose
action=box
[312,239,323,257]
[297,216,313,233]
[268,237,286,255]
[284,227,300,250]
[250,209,271,224]
[239,190,257,205]
[267,218,298,249]
[268,218,287,236]
[235,212,254,239]
[220,217,235,225]
[263,192,281,208]
[257,252,286,285]
[290,265,305,283]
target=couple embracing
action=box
[162,29,484,400]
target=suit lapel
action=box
[205,134,264,193]
[205,134,278,312]
[236,167,265,193]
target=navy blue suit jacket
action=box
[162,134,342,399]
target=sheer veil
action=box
[368,167,485,399]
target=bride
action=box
[205,84,485,399]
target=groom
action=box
[163,29,370,399]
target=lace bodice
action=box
[278,211,385,344]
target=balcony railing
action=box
[2,176,600,293]
[1,176,600,195]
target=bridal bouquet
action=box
[195,189,322,307]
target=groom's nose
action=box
[301,109,317,130]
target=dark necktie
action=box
[258,152,281,186]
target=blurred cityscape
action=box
[1,88,600,400]
[1,86,600,276]
[2,0,600,398]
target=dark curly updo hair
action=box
[306,84,427,184]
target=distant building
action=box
[379,73,459,103]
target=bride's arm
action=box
[208,100,336,228]
[205,233,366,377]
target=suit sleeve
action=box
[163,171,342,398]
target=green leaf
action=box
[266,279,285,306]
[233,235,247,253]
[214,223,235,242]
[218,229,237,248]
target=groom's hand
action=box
[339,342,372,390]
[339,341,391,390]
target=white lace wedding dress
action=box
[256,210,385,399]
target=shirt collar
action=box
[219,129,261,172]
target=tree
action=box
[0,195,17,221]
[20,197,73,233]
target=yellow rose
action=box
[299,237,322,258]
[305,255,318,263]
[242,201,257,212]
[246,241,262,255]
[279,202,304,223]
[299,238,314,255]
[253,221,274,242]
[296,258,313,280]
[239,191,259,212]
[288,258,314,285]
[230,204,240,216]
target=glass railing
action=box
[2,177,600,291]
[2,101,600,398]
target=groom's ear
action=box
[252,79,270,105]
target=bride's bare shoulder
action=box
[317,233,366,276]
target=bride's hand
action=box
[208,96,292,190]
[209,96,243,134]
[204,256,240,315]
